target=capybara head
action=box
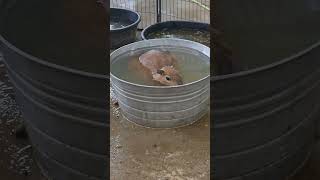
[152,66,183,86]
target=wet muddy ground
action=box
[110,84,320,180]
[110,86,210,180]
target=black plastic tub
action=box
[110,8,141,49]
[141,20,209,47]
[212,41,320,180]
[212,1,320,179]
[0,1,108,180]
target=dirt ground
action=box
[110,86,320,180]
[110,87,210,180]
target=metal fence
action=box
[110,0,210,29]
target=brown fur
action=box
[128,56,158,85]
[128,50,183,86]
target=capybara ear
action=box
[157,69,165,75]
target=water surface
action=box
[110,20,132,30]
[111,47,209,86]
[147,28,210,47]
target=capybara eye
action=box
[157,69,165,75]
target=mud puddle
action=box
[110,86,210,180]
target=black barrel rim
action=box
[141,20,209,40]
[0,35,108,80]
[212,40,320,82]
[110,7,141,32]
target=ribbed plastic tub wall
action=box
[212,0,320,179]
[0,2,108,180]
[141,20,209,41]
[110,8,141,49]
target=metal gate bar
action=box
[110,0,210,29]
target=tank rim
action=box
[212,40,320,82]
[110,7,141,32]
[0,35,108,80]
[141,20,209,40]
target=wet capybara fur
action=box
[128,50,183,86]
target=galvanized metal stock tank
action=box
[0,1,108,180]
[111,39,210,128]
[213,0,320,179]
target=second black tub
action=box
[212,0,320,179]
[0,1,108,179]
